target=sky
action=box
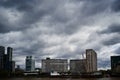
[0,0,120,70]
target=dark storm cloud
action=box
[0,9,27,33]
[0,22,25,33]
[48,0,112,35]
[98,23,120,46]
[111,0,120,12]
[0,23,9,33]
[102,36,120,46]
[0,0,119,69]
[0,0,60,33]
[0,0,51,33]
[0,0,113,34]
[0,13,11,33]
[80,0,111,16]
[99,21,120,45]
[108,24,120,33]
[101,24,120,34]
[0,0,36,11]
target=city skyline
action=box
[0,45,116,71]
[0,0,120,70]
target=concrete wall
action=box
[42,58,68,73]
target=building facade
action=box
[111,56,120,73]
[42,58,68,73]
[86,49,97,73]
[0,46,5,70]
[7,47,13,61]
[70,59,86,74]
[0,46,15,72]
[25,56,35,72]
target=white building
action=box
[86,49,97,73]
[42,57,68,73]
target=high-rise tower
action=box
[7,47,13,61]
[0,46,5,70]
[25,56,35,72]
[86,49,97,73]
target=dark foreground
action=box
[1,77,120,80]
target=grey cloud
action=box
[47,0,111,35]
[0,23,23,33]
[115,47,120,54]
[99,24,120,34]
[0,0,58,33]
[13,36,46,57]
[0,0,112,34]
[0,0,119,69]
[0,0,37,11]
[0,13,11,33]
[0,23,9,33]
[0,10,27,33]
[102,35,120,46]
[80,0,111,16]
[111,0,120,12]
[57,48,85,59]
[107,24,120,33]
[96,24,120,46]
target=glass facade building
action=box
[25,56,35,72]
[111,56,120,72]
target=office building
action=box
[25,56,35,72]
[11,61,15,72]
[70,59,86,74]
[7,47,13,61]
[111,56,120,73]
[5,47,15,72]
[5,60,15,72]
[86,49,97,73]
[42,57,68,73]
[0,46,5,70]
[0,46,15,72]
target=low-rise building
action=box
[42,57,68,73]
[70,59,86,74]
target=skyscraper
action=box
[7,47,13,61]
[86,49,97,73]
[0,46,15,72]
[5,47,15,72]
[25,56,35,72]
[0,46,5,70]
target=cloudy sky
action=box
[0,0,120,70]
